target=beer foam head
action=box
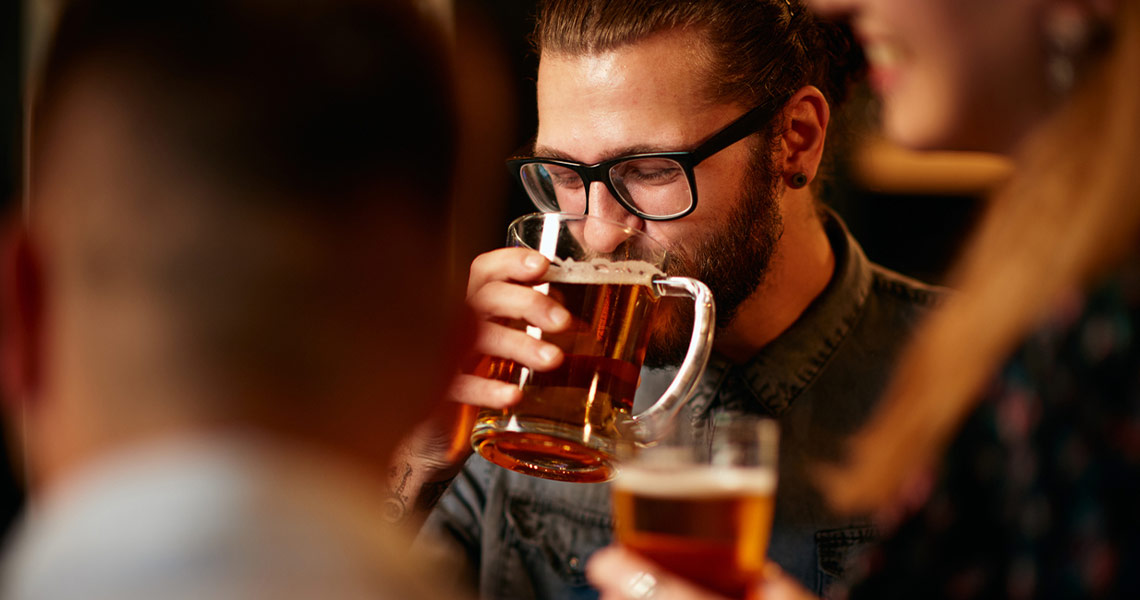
[543,257,664,286]
[614,465,777,498]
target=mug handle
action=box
[629,276,715,443]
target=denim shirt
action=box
[422,212,945,599]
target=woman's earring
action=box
[789,172,809,189]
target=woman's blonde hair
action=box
[821,0,1140,514]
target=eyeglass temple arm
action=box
[689,96,787,164]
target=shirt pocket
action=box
[503,491,614,596]
[815,525,876,598]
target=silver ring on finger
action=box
[623,571,660,600]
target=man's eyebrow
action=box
[531,144,676,164]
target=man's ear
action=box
[778,85,831,189]
[1,215,44,413]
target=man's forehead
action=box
[530,142,674,164]
[536,31,714,109]
[533,35,734,163]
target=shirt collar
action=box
[690,208,874,419]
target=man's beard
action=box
[643,148,783,368]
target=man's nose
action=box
[587,181,635,223]
[583,182,640,253]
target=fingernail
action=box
[549,306,570,327]
[524,254,546,271]
[538,344,561,365]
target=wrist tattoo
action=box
[383,459,457,524]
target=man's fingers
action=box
[467,247,550,295]
[469,280,571,331]
[474,321,564,371]
[448,373,522,409]
[756,563,820,600]
[588,547,729,600]
[458,246,569,409]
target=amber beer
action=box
[471,259,664,483]
[612,466,777,599]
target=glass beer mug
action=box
[469,212,715,483]
[612,415,780,599]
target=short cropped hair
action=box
[34,0,456,207]
[28,0,461,409]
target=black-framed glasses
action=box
[506,95,785,221]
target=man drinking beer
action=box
[401,1,944,597]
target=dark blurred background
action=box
[2,0,24,539]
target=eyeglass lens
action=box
[518,159,693,218]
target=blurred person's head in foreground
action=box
[807,0,1140,512]
[1,0,468,494]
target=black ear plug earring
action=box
[789,172,809,189]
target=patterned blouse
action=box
[843,257,1140,599]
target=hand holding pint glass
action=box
[612,416,780,599]
[467,213,715,483]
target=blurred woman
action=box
[589,0,1140,597]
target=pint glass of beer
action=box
[612,416,779,599]
[470,213,715,483]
